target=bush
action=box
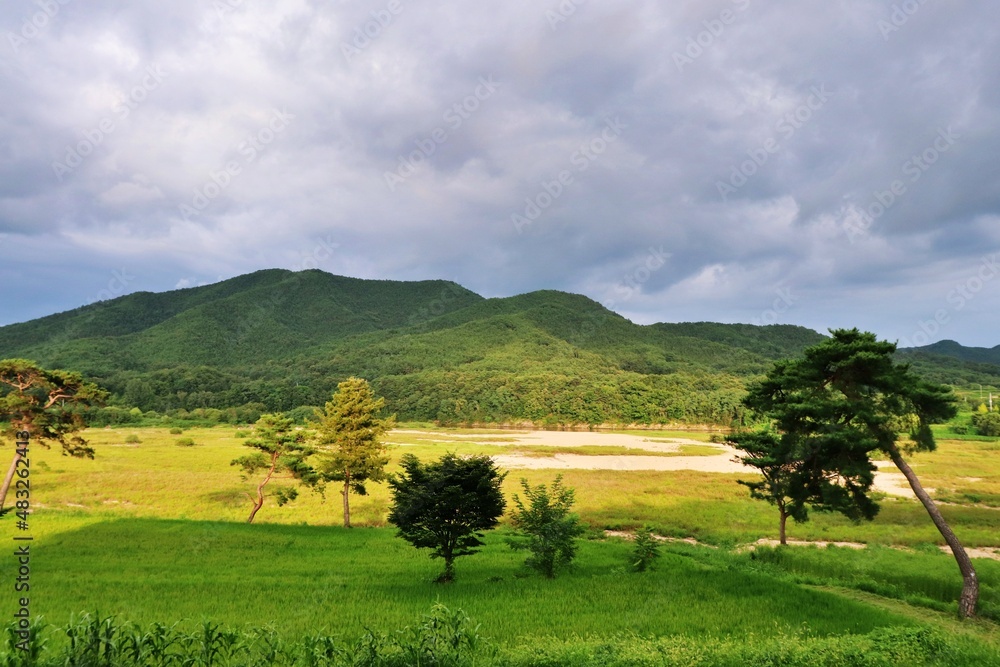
[169,427,183,435]
[631,527,661,572]
[508,475,585,578]
[971,411,1000,437]
[124,433,141,444]
[175,437,197,447]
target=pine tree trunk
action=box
[0,431,28,512]
[779,507,788,546]
[888,445,978,618]
[0,450,23,513]
[247,452,278,524]
[342,476,351,528]
[246,492,264,524]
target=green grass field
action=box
[2,424,999,664]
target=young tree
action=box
[736,329,978,618]
[0,359,107,512]
[313,377,395,527]
[508,475,585,578]
[231,413,316,523]
[387,452,506,583]
[730,429,877,545]
[631,527,662,573]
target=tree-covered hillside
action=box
[1,269,996,426]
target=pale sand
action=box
[443,430,920,498]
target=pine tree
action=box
[314,378,395,527]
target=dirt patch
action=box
[604,529,717,549]
[942,546,1000,561]
[750,538,867,550]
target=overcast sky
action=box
[1,0,998,348]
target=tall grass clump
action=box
[1,610,996,667]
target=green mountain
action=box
[2,269,994,426]
[896,340,1000,388]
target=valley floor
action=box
[2,424,999,664]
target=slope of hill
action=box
[908,340,1000,366]
[896,340,1000,387]
[2,269,995,426]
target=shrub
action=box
[631,527,662,572]
[169,427,184,435]
[972,411,1000,437]
[124,433,141,444]
[508,475,585,578]
[175,437,197,447]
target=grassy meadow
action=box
[2,424,999,664]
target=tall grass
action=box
[1,607,996,667]
[6,520,912,643]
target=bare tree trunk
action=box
[247,453,278,524]
[0,430,29,512]
[888,445,978,618]
[0,450,23,513]
[342,474,351,528]
[779,507,788,546]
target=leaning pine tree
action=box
[231,413,316,523]
[731,329,978,618]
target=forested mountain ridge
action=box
[1,269,997,426]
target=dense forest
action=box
[2,269,998,426]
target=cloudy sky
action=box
[1,0,998,347]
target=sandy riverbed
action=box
[399,429,917,498]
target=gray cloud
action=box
[1,0,998,347]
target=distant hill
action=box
[906,340,1000,366]
[896,340,1000,387]
[1,269,995,426]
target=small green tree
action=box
[631,527,661,572]
[314,377,395,527]
[0,359,107,512]
[508,475,585,578]
[387,453,506,583]
[231,413,315,523]
[730,429,877,545]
